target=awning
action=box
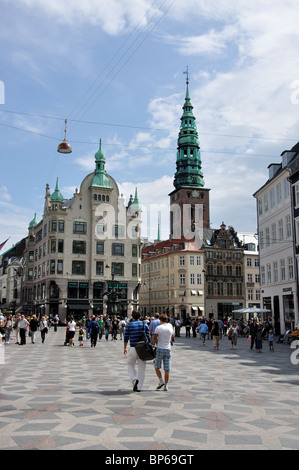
[68,304,91,310]
[198,291,204,296]
[191,290,197,295]
[179,290,186,296]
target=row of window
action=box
[206,251,242,260]
[260,215,292,248]
[142,255,202,273]
[261,258,294,284]
[142,253,257,273]
[28,241,139,261]
[246,257,259,267]
[258,178,290,215]
[247,289,260,301]
[206,264,243,276]
[144,273,203,289]
[35,221,139,242]
[24,282,125,303]
[144,272,259,289]
[93,194,109,202]
[207,282,243,296]
[27,261,139,280]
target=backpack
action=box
[92,322,99,333]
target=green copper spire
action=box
[130,187,142,212]
[173,70,205,190]
[29,212,39,228]
[91,140,112,189]
[50,177,64,202]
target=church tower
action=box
[169,70,210,239]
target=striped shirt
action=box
[124,321,150,347]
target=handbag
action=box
[135,323,156,361]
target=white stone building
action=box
[253,145,299,333]
[22,142,142,322]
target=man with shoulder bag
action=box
[123,311,150,392]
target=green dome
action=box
[91,140,112,189]
[29,212,39,228]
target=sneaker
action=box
[163,384,168,391]
[156,381,165,390]
[132,379,139,392]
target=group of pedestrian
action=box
[124,311,174,392]
[176,314,276,353]
[65,314,128,348]
[248,319,275,352]
[0,312,58,345]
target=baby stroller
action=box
[64,328,70,346]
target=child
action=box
[268,330,274,351]
[78,327,84,346]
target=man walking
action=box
[18,315,28,345]
[154,314,174,391]
[249,319,258,350]
[88,317,99,347]
[123,311,150,392]
[149,313,160,344]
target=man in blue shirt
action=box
[124,311,150,392]
[149,313,160,344]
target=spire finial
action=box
[183,66,189,85]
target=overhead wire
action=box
[0,120,286,159]
[0,109,297,143]
[66,0,176,134]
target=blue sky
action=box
[1,0,299,252]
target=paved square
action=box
[1,327,299,450]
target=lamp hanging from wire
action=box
[57,119,72,154]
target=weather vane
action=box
[183,66,189,85]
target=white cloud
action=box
[0,199,32,250]
[15,0,161,35]
[0,186,11,202]
[166,25,238,56]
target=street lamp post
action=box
[105,264,118,316]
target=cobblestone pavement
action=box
[1,326,299,451]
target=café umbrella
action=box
[231,307,272,319]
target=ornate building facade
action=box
[21,142,142,322]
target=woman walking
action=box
[229,321,239,350]
[211,320,220,350]
[4,315,14,344]
[40,316,48,343]
[29,315,39,344]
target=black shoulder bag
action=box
[135,323,156,361]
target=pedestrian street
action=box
[1,326,299,451]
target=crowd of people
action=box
[64,314,128,347]
[177,316,276,352]
[0,311,276,353]
[0,309,293,394]
[0,312,59,345]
